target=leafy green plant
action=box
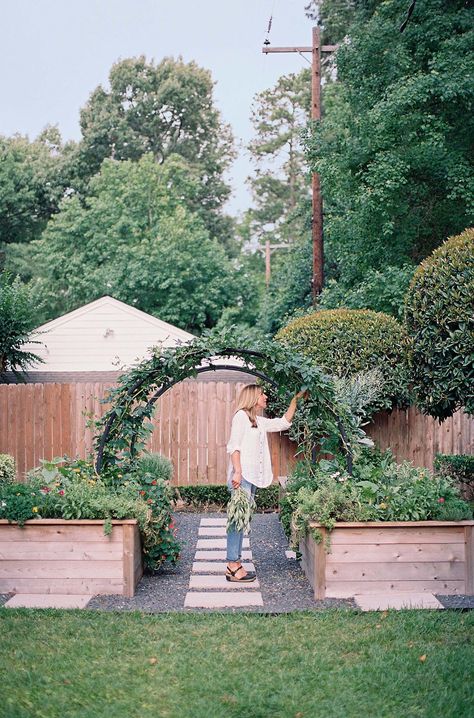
[0,454,15,483]
[283,448,472,549]
[0,273,43,378]
[226,488,256,534]
[0,481,45,526]
[434,454,474,502]
[276,309,410,416]
[405,228,474,420]
[17,455,178,571]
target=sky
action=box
[1,0,315,215]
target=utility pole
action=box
[261,239,290,287]
[262,28,337,302]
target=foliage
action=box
[0,273,43,377]
[93,328,368,477]
[318,265,415,320]
[257,216,313,335]
[405,228,474,420]
[0,481,47,526]
[28,154,238,331]
[25,455,178,570]
[0,454,15,483]
[276,308,410,414]
[246,69,311,246]
[130,453,179,570]
[175,484,279,512]
[304,0,474,293]
[305,0,358,44]
[434,453,474,503]
[0,128,73,248]
[226,487,256,534]
[74,55,235,249]
[283,448,472,548]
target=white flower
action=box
[1,500,6,507]
[338,476,348,483]
[330,472,341,478]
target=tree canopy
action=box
[73,56,236,249]
[29,154,238,333]
[305,0,474,293]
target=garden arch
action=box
[94,335,353,475]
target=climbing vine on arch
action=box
[94,329,366,475]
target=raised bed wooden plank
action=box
[0,577,124,595]
[0,541,123,560]
[0,560,124,579]
[326,543,465,564]
[326,561,465,582]
[328,527,466,545]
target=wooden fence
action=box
[0,382,472,484]
[0,381,296,484]
[366,405,473,468]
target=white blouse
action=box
[226,409,292,488]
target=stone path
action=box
[184,518,263,609]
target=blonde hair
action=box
[234,384,262,427]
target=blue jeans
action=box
[226,476,257,562]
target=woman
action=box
[226,384,306,582]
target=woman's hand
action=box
[295,390,309,401]
[232,471,242,489]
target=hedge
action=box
[405,228,474,420]
[174,484,280,512]
[276,308,409,413]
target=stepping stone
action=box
[192,561,255,574]
[200,518,227,526]
[198,527,227,536]
[4,594,93,609]
[285,550,297,559]
[354,593,444,611]
[196,538,250,549]
[189,575,260,590]
[194,550,253,561]
[184,592,264,608]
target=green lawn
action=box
[1,609,473,718]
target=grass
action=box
[0,609,473,718]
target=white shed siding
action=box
[24,297,195,372]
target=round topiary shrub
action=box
[276,308,409,414]
[405,228,474,420]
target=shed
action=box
[16,296,195,382]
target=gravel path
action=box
[86,512,356,613]
[1,513,472,612]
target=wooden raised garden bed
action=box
[299,521,474,599]
[0,519,143,598]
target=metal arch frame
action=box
[95,350,279,473]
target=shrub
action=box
[276,308,410,415]
[0,454,15,483]
[434,454,474,502]
[175,484,280,512]
[405,228,474,420]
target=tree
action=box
[405,228,474,420]
[304,0,474,290]
[246,69,311,245]
[0,128,73,247]
[28,154,238,333]
[0,273,43,378]
[72,56,236,251]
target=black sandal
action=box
[226,564,257,583]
